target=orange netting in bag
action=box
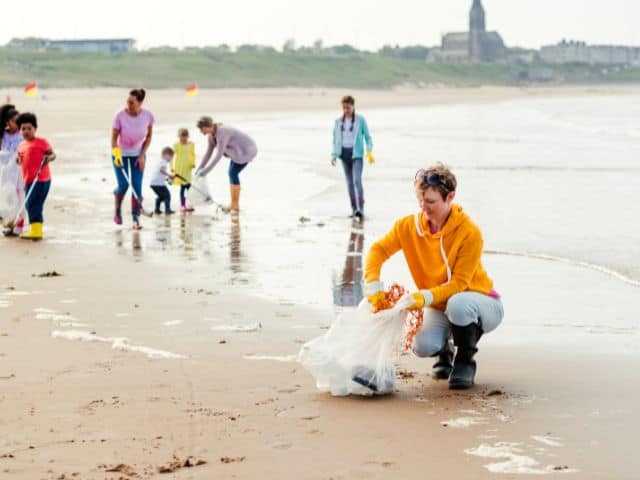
[375,283,424,351]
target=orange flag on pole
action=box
[185,84,199,97]
[24,82,38,97]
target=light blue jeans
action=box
[340,148,364,215]
[413,292,504,357]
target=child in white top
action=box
[149,147,175,214]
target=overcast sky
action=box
[3,0,638,51]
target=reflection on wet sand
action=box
[230,220,244,274]
[332,221,365,307]
[154,216,172,247]
[179,216,193,249]
[113,229,143,257]
[132,231,142,258]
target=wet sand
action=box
[1,86,640,479]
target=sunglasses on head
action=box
[415,169,447,187]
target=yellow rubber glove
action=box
[365,152,375,165]
[368,291,386,312]
[112,147,123,168]
[405,290,434,310]
[365,281,386,312]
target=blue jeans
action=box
[228,161,248,185]
[25,180,51,224]
[113,156,144,220]
[413,292,504,357]
[340,148,364,214]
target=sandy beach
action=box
[1,85,640,479]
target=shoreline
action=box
[2,85,640,137]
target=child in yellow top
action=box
[173,128,196,212]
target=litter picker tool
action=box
[2,156,48,236]
[121,163,153,218]
[174,173,224,211]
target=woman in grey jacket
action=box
[196,116,258,214]
[331,96,374,221]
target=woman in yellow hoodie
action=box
[365,163,503,389]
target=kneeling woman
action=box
[364,164,503,389]
[196,116,257,213]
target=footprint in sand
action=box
[364,461,395,469]
[270,441,292,450]
[277,387,299,394]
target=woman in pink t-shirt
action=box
[111,88,154,229]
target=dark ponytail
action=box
[129,88,146,103]
[341,95,355,132]
[0,104,18,144]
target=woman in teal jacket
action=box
[331,96,374,221]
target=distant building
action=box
[540,40,640,65]
[428,0,506,63]
[46,39,135,54]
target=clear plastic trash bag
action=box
[187,176,215,206]
[298,298,412,396]
[0,152,21,222]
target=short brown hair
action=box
[162,146,174,157]
[196,116,214,129]
[341,95,355,105]
[178,128,189,137]
[414,163,457,200]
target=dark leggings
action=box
[180,184,191,206]
[25,180,51,223]
[228,161,248,185]
[151,185,171,213]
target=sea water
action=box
[37,92,640,355]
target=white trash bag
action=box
[298,298,412,396]
[0,152,21,222]
[187,176,215,206]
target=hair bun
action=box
[129,88,146,103]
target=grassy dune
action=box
[1,47,638,88]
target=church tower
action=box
[469,0,486,32]
[469,0,486,61]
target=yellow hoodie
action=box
[365,205,494,312]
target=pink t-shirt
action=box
[112,109,154,156]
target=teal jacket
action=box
[332,114,373,159]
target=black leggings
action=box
[151,185,172,213]
[180,184,191,206]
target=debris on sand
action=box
[104,463,138,476]
[34,271,63,278]
[298,216,311,224]
[157,456,206,473]
[396,369,416,380]
[487,389,504,397]
[553,465,571,471]
[220,456,246,464]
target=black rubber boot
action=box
[449,323,483,390]
[432,336,454,380]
